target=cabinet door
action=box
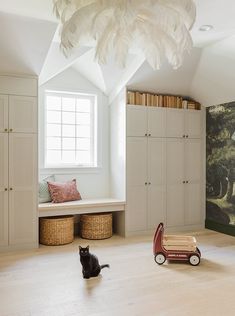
[147,107,166,137]
[8,133,37,245]
[0,133,8,246]
[9,96,37,133]
[126,105,147,137]
[185,110,202,138]
[0,95,8,133]
[126,186,147,232]
[126,137,147,186]
[147,138,166,229]
[166,139,185,227]
[166,109,185,138]
[126,137,147,231]
[185,139,202,224]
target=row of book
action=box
[127,91,201,110]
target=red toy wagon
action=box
[153,223,201,266]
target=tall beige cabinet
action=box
[125,104,205,235]
[0,75,38,251]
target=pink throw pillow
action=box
[47,179,82,203]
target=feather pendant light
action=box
[53,0,196,69]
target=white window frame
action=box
[42,90,98,171]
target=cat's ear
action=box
[79,246,82,250]
[86,245,89,249]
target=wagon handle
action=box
[153,222,164,254]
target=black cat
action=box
[79,245,110,279]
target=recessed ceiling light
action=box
[199,25,213,32]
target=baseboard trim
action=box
[0,242,38,253]
[205,219,235,237]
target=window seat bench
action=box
[38,198,126,217]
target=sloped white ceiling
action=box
[192,0,235,47]
[191,36,235,107]
[0,12,57,75]
[1,0,235,107]
[127,48,202,98]
[0,0,55,21]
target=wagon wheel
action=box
[154,253,166,265]
[189,254,200,266]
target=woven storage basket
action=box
[39,215,74,246]
[80,213,112,240]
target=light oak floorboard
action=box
[0,229,235,316]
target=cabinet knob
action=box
[145,182,147,185]
[4,128,8,132]
[145,133,147,137]
[9,129,13,132]
[186,135,188,138]
[148,134,151,137]
[182,135,185,138]
[186,181,189,183]
[4,188,8,191]
[148,182,151,185]
[183,181,185,184]
[9,188,13,191]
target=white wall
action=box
[39,67,110,199]
[191,36,235,107]
[110,88,126,200]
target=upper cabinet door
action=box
[126,105,147,137]
[0,95,8,132]
[126,137,147,186]
[166,108,185,138]
[9,96,37,133]
[147,107,166,137]
[185,110,202,139]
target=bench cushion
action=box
[38,198,125,217]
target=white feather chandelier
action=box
[53,0,196,69]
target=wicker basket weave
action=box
[80,213,112,240]
[39,215,74,246]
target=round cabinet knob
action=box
[148,134,151,137]
[148,182,151,185]
[186,135,189,138]
[182,135,185,138]
[9,188,13,191]
[186,181,189,183]
[183,181,185,184]
[4,188,7,191]
[145,182,147,185]
[145,133,147,136]
[4,128,8,132]
[9,129,13,132]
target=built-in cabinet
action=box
[126,104,204,234]
[0,82,38,250]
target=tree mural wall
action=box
[206,102,235,235]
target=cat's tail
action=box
[100,264,110,269]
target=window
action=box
[44,91,97,168]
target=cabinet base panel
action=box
[0,242,38,253]
[126,223,205,237]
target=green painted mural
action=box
[206,102,235,235]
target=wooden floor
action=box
[1,229,235,316]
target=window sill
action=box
[39,166,102,175]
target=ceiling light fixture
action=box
[199,25,213,32]
[53,0,196,70]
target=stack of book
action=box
[127,90,201,110]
